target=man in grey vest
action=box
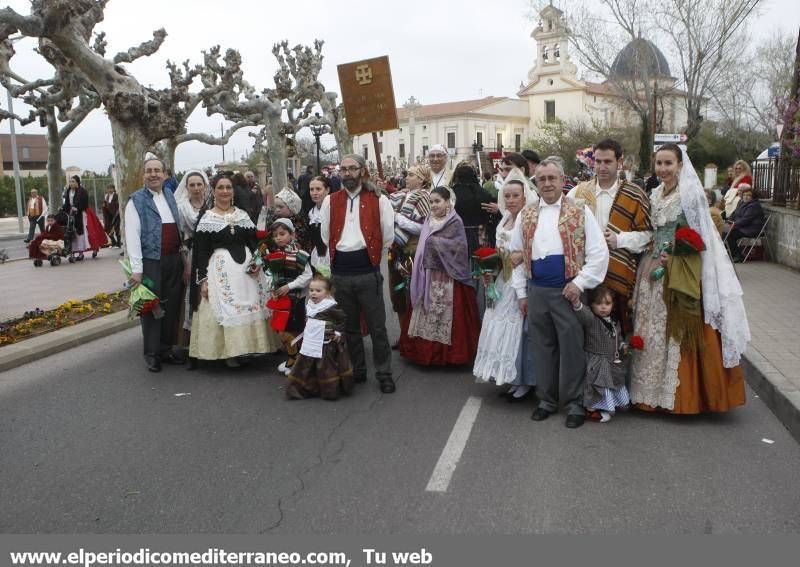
[124,157,186,372]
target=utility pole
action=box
[6,88,25,233]
[221,123,226,162]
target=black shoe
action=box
[379,378,396,394]
[353,375,367,383]
[186,357,198,371]
[145,355,162,373]
[565,414,585,429]
[23,239,30,243]
[531,408,551,421]
[161,352,186,365]
[391,341,400,350]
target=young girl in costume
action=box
[571,285,631,422]
[266,218,312,375]
[286,272,353,400]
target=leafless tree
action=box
[0,1,230,201]
[0,37,100,209]
[201,40,326,192]
[654,0,760,139]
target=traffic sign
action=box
[654,133,681,143]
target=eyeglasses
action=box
[535,175,561,184]
[340,165,362,173]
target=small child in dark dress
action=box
[286,273,354,401]
[571,285,631,422]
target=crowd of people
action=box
[46,137,751,428]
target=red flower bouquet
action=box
[471,247,501,306]
[629,335,645,350]
[673,227,705,255]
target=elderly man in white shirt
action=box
[512,159,609,428]
[320,154,396,393]
[124,157,187,373]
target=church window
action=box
[548,79,554,86]
[363,145,369,160]
[422,145,429,155]
[496,132,503,150]
[554,43,560,60]
[447,131,456,149]
[476,131,483,146]
[399,143,405,158]
[515,133,522,152]
[543,46,549,61]
[22,147,30,159]
[545,100,556,123]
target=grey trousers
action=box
[141,255,183,357]
[528,283,586,416]
[332,270,392,382]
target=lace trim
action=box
[629,258,681,410]
[196,208,255,233]
[649,184,683,228]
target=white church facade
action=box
[353,4,693,171]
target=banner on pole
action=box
[337,56,399,137]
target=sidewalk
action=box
[0,248,125,321]
[0,216,26,241]
[735,262,800,441]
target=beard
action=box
[342,177,360,191]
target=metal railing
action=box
[752,158,800,207]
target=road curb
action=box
[0,311,139,373]
[742,346,800,444]
[0,233,25,242]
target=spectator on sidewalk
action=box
[706,189,724,236]
[101,184,121,248]
[724,186,765,262]
[24,188,47,243]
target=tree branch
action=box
[113,28,167,64]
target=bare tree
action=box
[558,0,667,171]
[654,0,760,139]
[0,37,101,209]
[0,1,229,201]
[201,40,326,192]
[318,91,353,155]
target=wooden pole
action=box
[372,132,384,180]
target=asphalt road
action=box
[1,325,799,534]
[0,237,29,262]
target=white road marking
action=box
[425,396,482,492]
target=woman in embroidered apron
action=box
[188,173,277,369]
[473,170,538,396]
[629,144,747,413]
[400,187,480,366]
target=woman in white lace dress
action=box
[629,144,748,413]
[473,170,537,396]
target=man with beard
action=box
[320,154,396,393]
[567,138,651,332]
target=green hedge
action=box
[0,175,49,217]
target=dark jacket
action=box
[62,186,89,235]
[730,199,765,237]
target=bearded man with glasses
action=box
[320,154,397,393]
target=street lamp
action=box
[309,112,329,175]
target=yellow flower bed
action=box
[0,290,130,347]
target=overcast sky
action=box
[1,0,798,173]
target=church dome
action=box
[610,37,672,79]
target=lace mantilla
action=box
[196,208,255,233]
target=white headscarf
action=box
[498,167,538,216]
[275,187,302,216]
[676,147,750,367]
[174,169,210,240]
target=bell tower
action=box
[528,3,577,82]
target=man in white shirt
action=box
[124,157,187,372]
[427,145,452,189]
[567,138,651,332]
[320,154,396,393]
[512,159,609,428]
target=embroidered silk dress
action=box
[629,184,746,413]
[189,207,278,360]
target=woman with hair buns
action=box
[400,186,480,365]
[388,164,432,338]
[629,143,748,414]
[188,173,276,369]
[474,169,539,397]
